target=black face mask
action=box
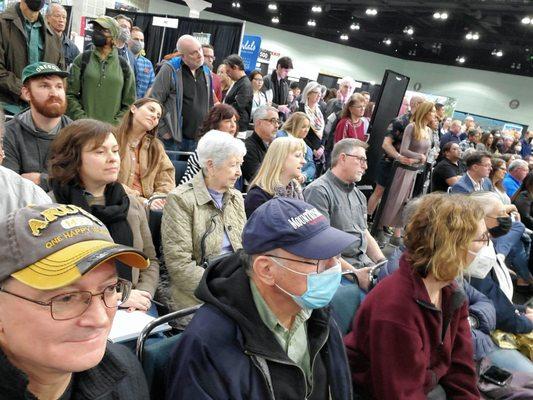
[91,30,108,48]
[488,216,512,238]
[24,0,45,12]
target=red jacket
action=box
[344,254,479,399]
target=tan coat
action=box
[48,193,159,296]
[119,135,175,201]
[161,172,246,310]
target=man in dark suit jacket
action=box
[242,105,279,182]
[450,151,493,194]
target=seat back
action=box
[171,159,188,184]
[136,305,201,399]
[329,283,361,335]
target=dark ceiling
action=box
[174,0,533,77]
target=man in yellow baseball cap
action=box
[0,203,150,399]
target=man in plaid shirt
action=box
[129,27,155,98]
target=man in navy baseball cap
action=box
[165,197,355,399]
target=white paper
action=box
[108,310,170,343]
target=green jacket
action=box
[0,4,64,106]
[161,172,246,310]
[66,48,136,125]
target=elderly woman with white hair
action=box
[162,130,247,310]
[299,81,326,175]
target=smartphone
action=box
[481,366,512,387]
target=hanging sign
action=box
[240,35,262,72]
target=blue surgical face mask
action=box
[271,257,342,309]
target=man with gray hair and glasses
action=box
[0,204,150,399]
[305,139,386,275]
[242,105,279,182]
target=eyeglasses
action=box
[252,78,264,82]
[349,104,365,109]
[0,279,131,321]
[204,55,216,60]
[345,154,368,164]
[266,254,339,274]
[261,118,281,127]
[472,231,490,247]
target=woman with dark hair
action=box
[333,93,369,143]
[48,119,159,312]
[512,172,533,230]
[490,158,511,204]
[249,70,268,116]
[477,132,494,153]
[180,104,240,185]
[345,193,482,399]
[115,97,174,210]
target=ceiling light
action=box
[307,19,316,27]
[311,5,322,13]
[340,33,349,40]
[522,16,531,24]
[403,26,414,35]
[465,31,479,40]
[271,16,279,23]
[433,11,449,20]
[231,1,240,8]
[491,49,503,57]
[365,8,378,16]
[350,23,360,30]
[268,3,277,11]
[456,56,466,64]
[383,38,392,45]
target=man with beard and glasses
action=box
[0,0,64,115]
[3,62,71,191]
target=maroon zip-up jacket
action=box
[344,253,479,399]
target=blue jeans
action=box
[487,348,533,374]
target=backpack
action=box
[78,50,131,94]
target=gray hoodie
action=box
[2,109,71,191]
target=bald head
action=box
[409,95,425,113]
[176,35,204,71]
[46,3,67,34]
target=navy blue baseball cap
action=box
[243,197,355,260]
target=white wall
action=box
[149,0,533,127]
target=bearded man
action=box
[3,62,71,190]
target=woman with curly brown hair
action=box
[345,193,483,399]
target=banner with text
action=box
[240,35,262,72]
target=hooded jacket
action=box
[0,4,64,107]
[165,251,353,400]
[3,109,71,190]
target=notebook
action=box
[109,309,171,343]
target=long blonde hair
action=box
[281,112,310,138]
[250,136,306,195]
[410,101,434,141]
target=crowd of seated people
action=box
[3,2,533,398]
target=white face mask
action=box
[466,243,496,279]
